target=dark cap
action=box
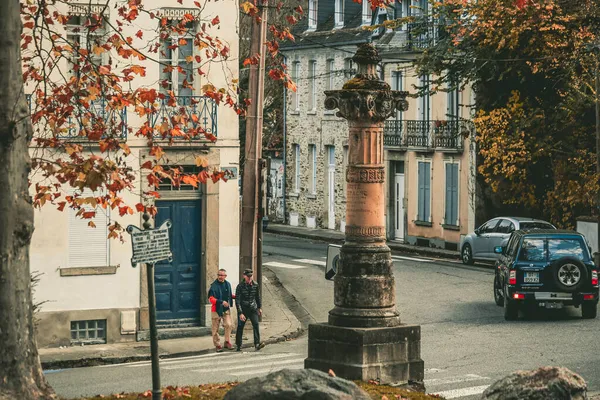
[243,269,253,276]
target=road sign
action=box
[126,220,173,267]
[325,244,341,280]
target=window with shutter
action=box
[445,163,459,225]
[417,161,431,222]
[68,188,109,267]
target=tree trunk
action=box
[0,1,56,399]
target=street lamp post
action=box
[304,44,424,385]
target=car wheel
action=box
[504,287,518,321]
[494,274,504,306]
[582,303,597,319]
[462,243,474,265]
[550,257,588,293]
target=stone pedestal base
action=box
[304,323,424,385]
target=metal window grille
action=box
[158,165,204,191]
[70,319,107,344]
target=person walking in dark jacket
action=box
[235,269,265,351]
[208,268,233,352]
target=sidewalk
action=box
[265,223,461,261]
[39,276,303,370]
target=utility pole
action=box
[596,66,600,266]
[240,0,268,282]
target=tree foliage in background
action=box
[414,0,600,227]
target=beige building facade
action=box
[27,0,240,347]
[281,0,476,250]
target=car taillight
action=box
[509,270,517,285]
[513,293,525,300]
[592,271,598,286]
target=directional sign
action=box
[126,220,173,267]
[325,244,341,280]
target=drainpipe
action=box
[282,56,288,224]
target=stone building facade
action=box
[281,0,476,249]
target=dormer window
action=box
[308,0,318,30]
[334,0,344,28]
[362,0,371,25]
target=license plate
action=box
[545,302,563,309]
[524,272,539,283]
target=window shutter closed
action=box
[424,162,431,221]
[68,189,109,267]
[451,164,458,224]
[418,162,424,220]
[445,163,459,225]
[445,165,452,225]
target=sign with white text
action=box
[126,220,173,267]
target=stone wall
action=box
[284,48,354,230]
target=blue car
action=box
[493,229,599,320]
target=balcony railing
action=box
[384,119,472,150]
[148,96,217,140]
[407,20,441,50]
[27,95,127,140]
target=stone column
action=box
[305,44,424,385]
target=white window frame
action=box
[391,70,403,121]
[308,60,317,111]
[447,76,460,122]
[294,144,301,192]
[418,74,431,122]
[68,188,110,268]
[362,0,371,25]
[309,144,317,194]
[308,0,318,30]
[66,14,106,81]
[416,158,432,223]
[325,59,335,91]
[159,21,196,97]
[335,0,344,28]
[291,61,300,111]
[444,160,460,226]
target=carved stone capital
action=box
[324,89,409,123]
[346,166,385,183]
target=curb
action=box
[42,325,306,372]
[264,227,461,261]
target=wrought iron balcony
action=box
[407,20,441,50]
[27,95,127,140]
[384,119,471,151]
[148,96,217,140]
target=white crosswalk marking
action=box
[391,255,433,263]
[163,353,295,370]
[425,374,490,386]
[293,259,326,266]
[122,350,491,399]
[431,384,490,399]
[199,357,305,375]
[263,261,307,269]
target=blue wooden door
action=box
[154,200,201,323]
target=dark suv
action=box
[493,230,599,320]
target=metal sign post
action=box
[127,214,173,400]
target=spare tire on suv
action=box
[550,257,587,293]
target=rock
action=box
[482,366,587,400]
[223,368,371,400]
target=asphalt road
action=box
[45,233,600,400]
